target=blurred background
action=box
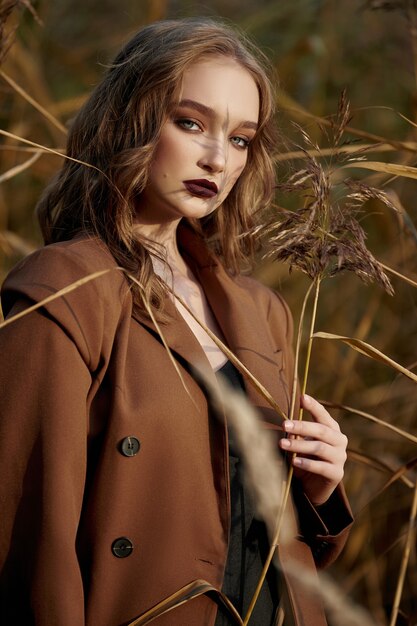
[1,1,417,624]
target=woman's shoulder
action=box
[231,273,293,337]
[2,234,129,317]
[1,235,132,371]
[3,234,121,285]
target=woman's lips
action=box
[183,179,218,198]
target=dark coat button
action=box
[119,436,140,457]
[314,540,330,558]
[112,537,134,558]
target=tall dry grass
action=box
[1,0,417,624]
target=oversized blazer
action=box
[0,224,353,626]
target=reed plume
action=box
[256,94,394,295]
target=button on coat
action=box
[112,538,134,558]
[120,436,141,457]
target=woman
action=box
[0,18,352,626]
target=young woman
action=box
[0,18,352,626]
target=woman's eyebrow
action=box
[177,98,258,130]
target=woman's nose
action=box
[197,138,226,173]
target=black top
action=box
[214,360,279,626]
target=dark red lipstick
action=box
[183,179,218,198]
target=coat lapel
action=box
[186,225,291,422]
[132,223,290,426]
[131,292,219,387]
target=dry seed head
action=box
[258,98,394,294]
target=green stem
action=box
[243,276,322,626]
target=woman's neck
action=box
[133,218,185,269]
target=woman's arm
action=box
[0,300,92,624]
[0,239,129,623]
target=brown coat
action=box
[0,226,353,626]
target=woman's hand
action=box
[279,394,348,506]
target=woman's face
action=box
[135,56,260,228]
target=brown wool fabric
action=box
[0,226,353,625]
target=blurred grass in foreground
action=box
[1,0,417,624]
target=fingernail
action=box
[284,420,294,431]
[281,438,290,448]
[293,457,303,467]
[303,394,312,404]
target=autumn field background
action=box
[1,1,417,624]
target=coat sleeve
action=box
[0,241,129,625]
[265,288,354,569]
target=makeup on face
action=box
[134,56,260,237]
[183,179,218,198]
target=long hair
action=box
[36,18,278,314]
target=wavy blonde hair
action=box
[36,18,278,314]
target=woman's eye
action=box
[176,118,201,131]
[231,136,250,149]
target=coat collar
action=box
[132,223,290,425]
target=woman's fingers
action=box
[278,394,348,504]
[292,457,345,482]
[282,419,344,447]
[301,394,340,428]
[280,436,344,464]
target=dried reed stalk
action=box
[170,290,287,422]
[0,69,67,134]
[243,277,322,625]
[322,400,417,444]
[389,480,417,626]
[0,150,41,183]
[0,268,117,329]
[312,332,417,383]
[127,579,243,626]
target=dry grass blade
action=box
[389,481,417,626]
[321,400,417,444]
[172,290,287,422]
[0,145,61,154]
[381,262,417,289]
[0,230,36,257]
[0,268,117,329]
[371,458,417,504]
[273,142,417,162]
[276,88,416,153]
[0,150,41,183]
[0,129,97,170]
[0,69,67,134]
[313,332,417,383]
[0,266,197,410]
[126,274,199,412]
[341,160,417,180]
[126,579,243,626]
[347,449,414,488]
